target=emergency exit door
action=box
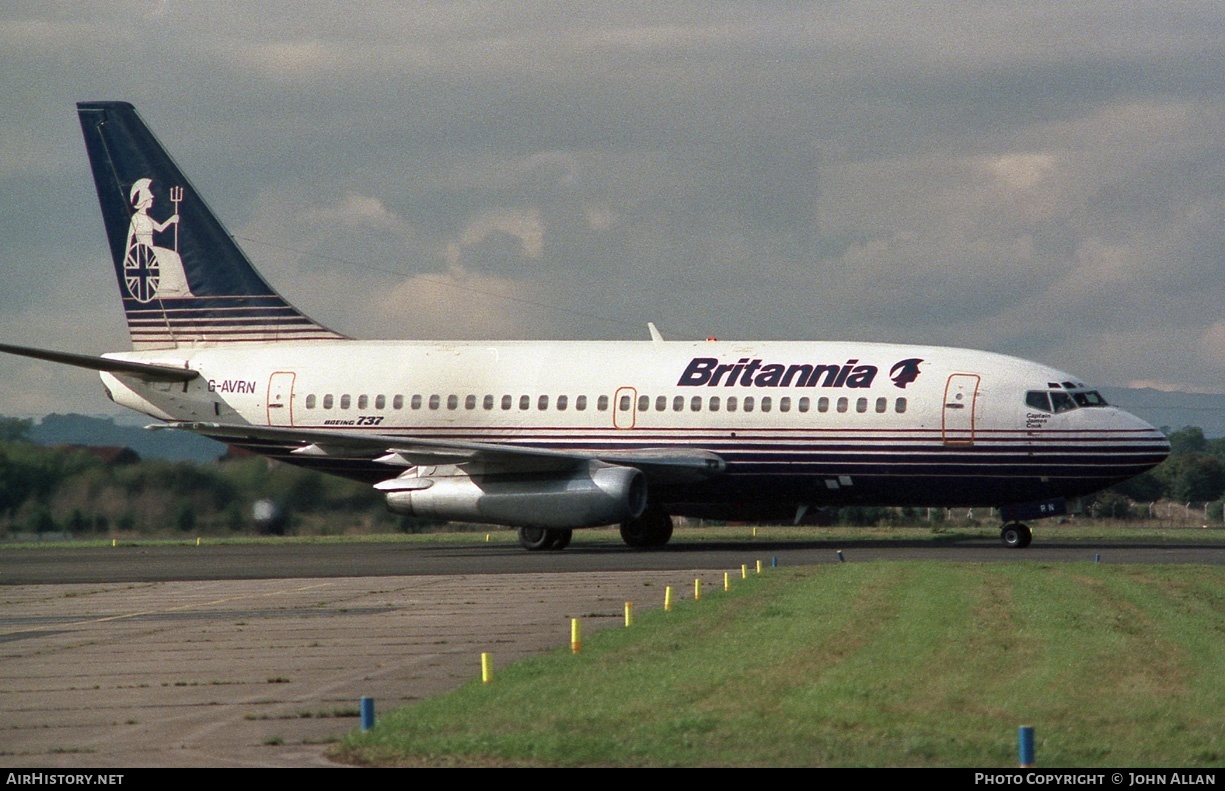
[266,371,296,427]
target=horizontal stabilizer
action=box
[0,343,199,382]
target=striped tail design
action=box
[77,101,347,349]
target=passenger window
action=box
[875,397,887,413]
[895,398,907,414]
[726,396,738,412]
[484,394,495,410]
[655,395,667,412]
[690,396,702,412]
[837,397,849,413]
[358,395,368,410]
[323,394,333,409]
[306,394,316,409]
[780,397,791,413]
[761,397,772,413]
[818,397,829,413]
[501,394,513,410]
[375,394,386,410]
[539,395,549,410]
[340,394,351,410]
[673,395,684,412]
[465,395,476,410]
[519,395,530,410]
[557,395,568,411]
[576,395,588,411]
[798,397,810,413]
[621,395,632,411]
[411,394,422,410]
[637,395,649,411]
[393,394,404,410]
[709,396,720,412]
[743,396,754,413]
[428,395,440,410]
[598,395,609,411]
[447,394,458,410]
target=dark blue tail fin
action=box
[77,101,346,349]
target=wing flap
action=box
[154,421,725,482]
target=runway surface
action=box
[2,534,1222,767]
[5,534,1223,586]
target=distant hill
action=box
[30,413,226,463]
[1098,388,1225,438]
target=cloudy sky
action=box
[2,2,1224,417]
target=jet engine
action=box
[377,460,647,529]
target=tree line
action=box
[0,416,429,537]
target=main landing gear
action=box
[515,508,675,551]
[517,527,572,551]
[1000,522,1033,549]
[619,508,673,548]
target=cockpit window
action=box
[1073,391,1108,407]
[1027,388,1109,414]
[1050,392,1076,413]
[1026,391,1051,412]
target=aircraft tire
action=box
[620,509,673,549]
[517,526,557,551]
[517,527,573,550]
[647,514,674,547]
[1000,523,1032,549]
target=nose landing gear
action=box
[1000,522,1032,549]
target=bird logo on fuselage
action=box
[889,358,924,388]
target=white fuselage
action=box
[101,338,1169,517]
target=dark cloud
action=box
[2,2,1225,414]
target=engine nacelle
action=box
[379,461,647,529]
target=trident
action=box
[169,185,184,253]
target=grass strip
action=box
[337,562,1225,767]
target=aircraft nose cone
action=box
[1124,410,1171,471]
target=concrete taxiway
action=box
[2,536,1221,767]
[1,569,717,767]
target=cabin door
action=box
[942,373,979,446]
[267,371,296,427]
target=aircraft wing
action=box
[154,421,726,483]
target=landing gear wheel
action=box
[517,527,572,551]
[619,509,673,549]
[1000,523,1032,549]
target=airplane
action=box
[0,101,1171,551]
